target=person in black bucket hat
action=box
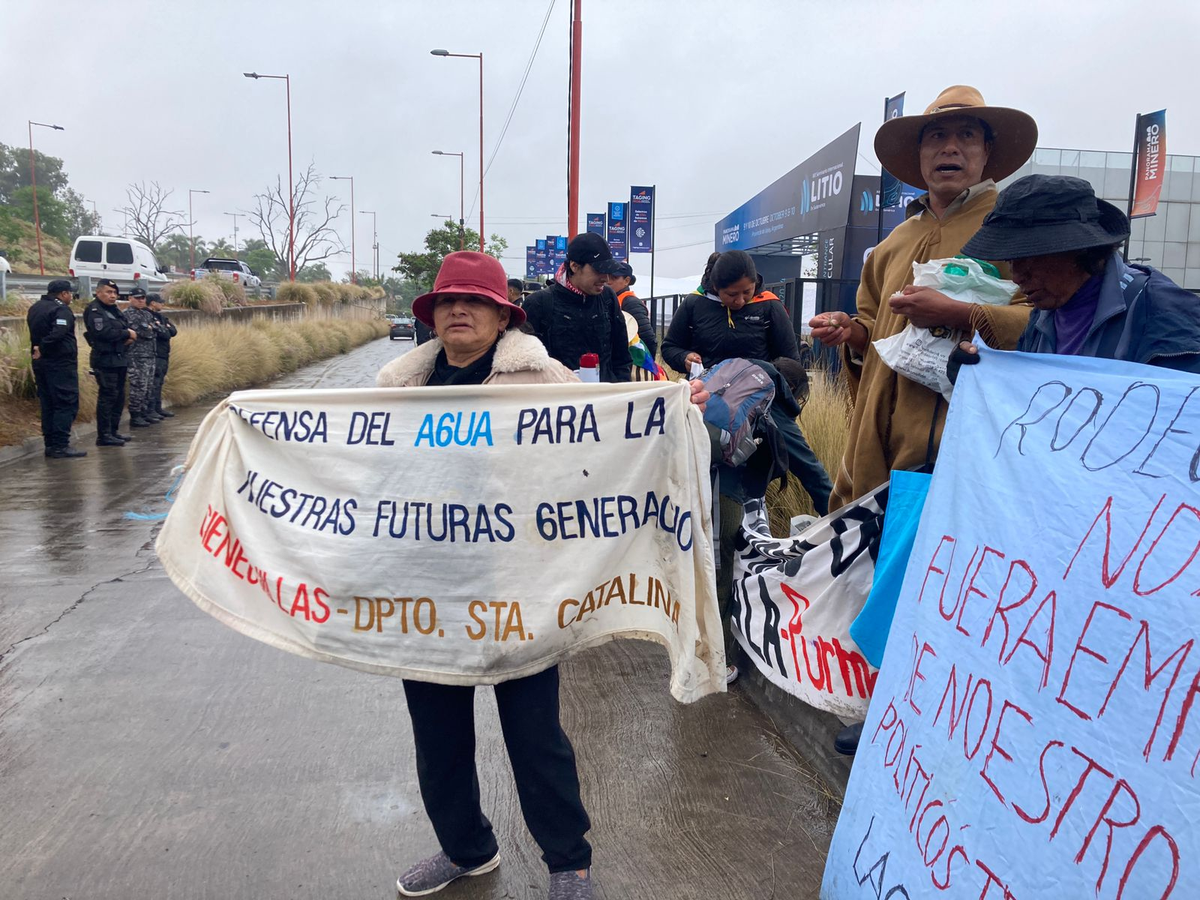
[952,174,1200,374]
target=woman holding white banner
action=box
[379,252,592,899]
[379,252,711,900]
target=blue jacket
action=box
[1017,252,1200,373]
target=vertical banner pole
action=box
[1124,112,1141,262]
[876,97,887,248]
[650,184,656,308]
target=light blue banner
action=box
[823,348,1200,900]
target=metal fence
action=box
[646,276,862,370]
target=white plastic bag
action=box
[873,257,1017,400]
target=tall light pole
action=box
[225,212,241,258]
[244,71,295,280]
[28,120,64,276]
[330,175,356,283]
[432,150,465,250]
[567,0,583,238]
[431,49,484,252]
[188,189,210,272]
[359,210,377,280]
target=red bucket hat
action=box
[411,251,527,328]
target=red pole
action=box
[286,74,296,281]
[478,54,485,253]
[28,122,45,276]
[567,0,582,240]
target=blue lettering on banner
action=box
[414,411,494,448]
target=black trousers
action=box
[771,408,834,517]
[402,666,592,873]
[92,367,127,436]
[152,356,169,412]
[33,360,79,449]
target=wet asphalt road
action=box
[0,336,840,900]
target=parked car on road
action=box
[69,235,168,294]
[192,257,262,290]
[389,317,415,340]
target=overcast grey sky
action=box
[3,0,1196,281]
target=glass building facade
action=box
[1003,148,1200,290]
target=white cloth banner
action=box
[157,381,724,702]
[822,349,1200,899]
[731,490,884,720]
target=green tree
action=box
[10,185,70,243]
[297,262,332,282]
[208,238,235,257]
[0,144,69,203]
[393,221,507,290]
[61,189,100,242]
[155,233,194,271]
[240,239,280,280]
[0,143,96,243]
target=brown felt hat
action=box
[874,85,1038,191]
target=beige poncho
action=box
[831,185,1030,511]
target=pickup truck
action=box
[192,257,262,290]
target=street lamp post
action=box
[28,120,65,276]
[244,72,295,280]
[330,176,356,283]
[431,49,484,252]
[188,189,210,273]
[359,210,378,280]
[225,212,241,259]
[432,150,465,250]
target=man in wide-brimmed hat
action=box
[952,174,1200,372]
[810,85,1037,512]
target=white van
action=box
[69,235,168,294]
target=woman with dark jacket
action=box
[663,251,833,516]
[379,251,710,900]
[661,252,800,373]
[379,252,593,900]
[953,174,1200,375]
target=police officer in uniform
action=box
[83,278,136,446]
[27,279,85,458]
[123,287,162,426]
[148,294,176,418]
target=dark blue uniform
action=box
[27,296,79,451]
[83,297,133,442]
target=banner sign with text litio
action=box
[157,382,725,703]
[822,349,1200,899]
[714,123,861,252]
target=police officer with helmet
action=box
[83,278,136,447]
[27,279,85,458]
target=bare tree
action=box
[248,162,344,276]
[122,181,186,247]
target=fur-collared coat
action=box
[376,329,579,388]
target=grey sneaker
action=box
[549,870,593,899]
[396,851,500,896]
